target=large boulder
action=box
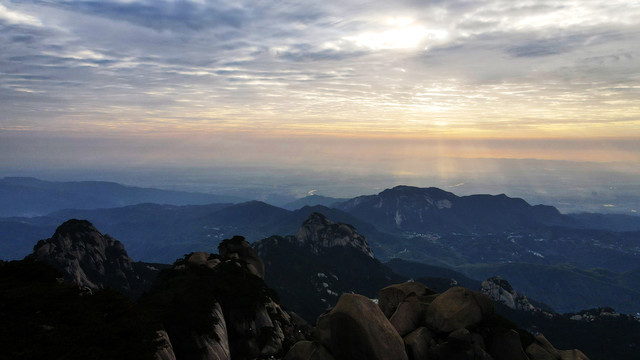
[425,286,494,333]
[487,330,529,360]
[378,281,435,318]
[315,293,408,360]
[284,341,335,360]
[389,294,427,336]
[403,327,434,360]
[526,334,590,360]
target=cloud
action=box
[0,3,42,27]
[0,0,639,141]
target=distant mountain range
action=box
[281,194,348,210]
[0,177,245,217]
[337,185,575,233]
[2,178,640,316]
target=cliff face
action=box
[28,219,147,296]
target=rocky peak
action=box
[163,237,305,359]
[296,212,374,258]
[480,276,537,312]
[28,219,140,296]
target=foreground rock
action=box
[378,281,435,318]
[315,293,408,360]
[285,281,589,360]
[284,341,335,360]
[145,236,305,360]
[425,286,494,333]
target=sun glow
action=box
[346,16,449,50]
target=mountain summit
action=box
[295,212,374,258]
[28,219,153,296]
[338,185,571,233]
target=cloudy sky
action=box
[1,0,639,176]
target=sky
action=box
[1,0,640,210]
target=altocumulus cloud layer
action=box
[1,0,640,138]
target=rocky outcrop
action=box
[150,236,306,360]
[295,213,374,258]
[315,293,408,360]
[191,301,230,360]
[481,276,537,312]
[218,235,265,278]
[285,281,590,360]
[155,330,177,360]
[28,219,150,296]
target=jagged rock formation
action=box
[145,236,306,360]
[481,276,538,312]
[27,219,152,296]
[254,213,404,322]
[295,212,374,258]
[285,282,590,360]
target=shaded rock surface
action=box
[315,293,408,360]
[425,286,494,333]
[284,341,335,360]
[218,235,265,278]
[155,330,177,360]
[378,281,435,318]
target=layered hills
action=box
[2,181,640,316]
[0,176,243,217]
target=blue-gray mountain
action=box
[0,176,243,217]
[336,185,574,233]
[2,183,640,316]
